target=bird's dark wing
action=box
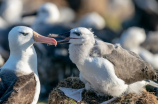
[0,69,6,98]
[0,72,36,104]
[90,40,157,84]
[0,78,5,98]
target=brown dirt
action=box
[48,77,158,104]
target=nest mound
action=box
[48,77,158,104]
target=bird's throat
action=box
[69,43,94,65]
[2,46,37,75]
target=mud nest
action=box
[48,77,158,104]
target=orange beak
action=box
[33,31,57,46]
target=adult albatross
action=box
[0,26,57,104]
[50,27,158,104]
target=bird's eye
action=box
[73,32,80,36]
[19,32,29,36]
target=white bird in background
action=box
[0,0,23,28]
[78,12,106,30]
[117,27,158,71]
[50,27,158,104]
[0,17,7,29]
[31,2,74,55]
[141,31,158,54]
[116,27,146,53]
[59,7,76,23]
[31,2,75,33]
[31,2,60,32]
[0,26,57,104]
[31,3,59,54]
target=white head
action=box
[2,26,57,74]
[57,27,95,45]
[9,26,34,53]
[119,27,146,48]
[53,27,95,64]
[9,26,57,54]
[34,3,60,25]
[79,12,106,30]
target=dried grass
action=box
[48,77,158,104]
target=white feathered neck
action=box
[2,45,37,75]
[69,40,95,65]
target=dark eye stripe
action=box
[19,32,29,36]
[73,32,80,36]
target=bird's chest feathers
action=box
[16,58,36,74]
[16,54,37,74]
[69,44,93,65]
[80,57,115,77]
[78,57,120,93]
[2,48,37,74]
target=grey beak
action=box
[48,31,70,44]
